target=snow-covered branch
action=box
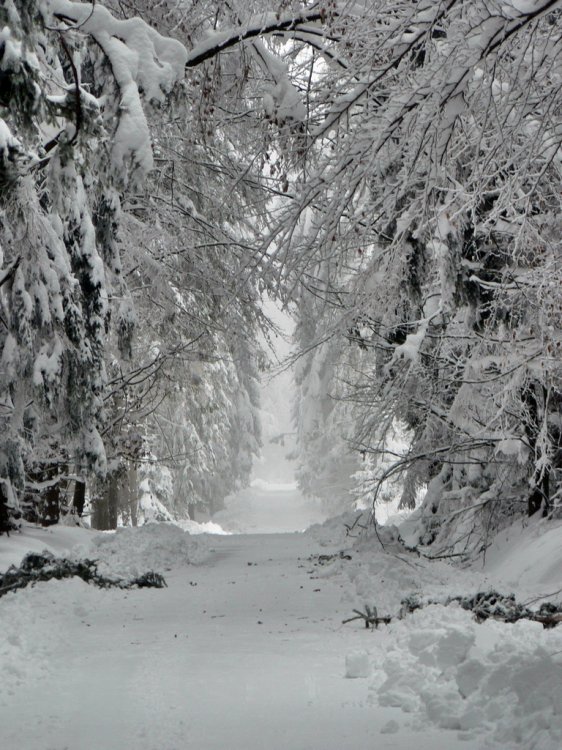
[42,0,187,178]
[184,10,326,68]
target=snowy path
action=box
[2,529,477,750]
[212,481,328,533]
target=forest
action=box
[0,0,560,555]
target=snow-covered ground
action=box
[1,491,561,750]
[311,511,562,749]
[214,479,327,534]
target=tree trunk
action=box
[41,479,60,526]
[107,473,119,529]
[92,473,121,530]
[127,464,138,527]
[73,479,86,517]
[23,462,64,526]
[522,383,550,517]
[0,480,13,535]
[92,489,108,530]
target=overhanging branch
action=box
[185,11,326,68]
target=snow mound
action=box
[478,517,562,592]
[176,518,231,535]
[305,509,366,547]
[307,516,430,616]
[372,604,562,748]
[0,522,94,574]
[76,523,211,578]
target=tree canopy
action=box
[0,0,560,548]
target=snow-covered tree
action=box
[0,0,323,530]
[274,1,562,548]
[3,0,559,549]
[0,0,186,529]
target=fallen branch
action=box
[0,550,166,598]
[310,551,352,565]
[344,513,367,536]
[343,590,562,631]
[342,604,392,629]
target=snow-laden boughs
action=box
[0,0,187,529]
[1,0,340,528]
[3,0,559,540]
[277,0,562,546]
[41,0,187,183]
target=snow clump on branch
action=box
[41,0,188,182]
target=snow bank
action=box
[371,604,562,748]
[0,522,94,573]
[320,514,562,748]
[1,521,212,579]
[176,518,231,535]
[76,523,211,578]
[478,517,562,593]
[1,523,212,708]
[305,509,366,547]
[304,507,562,747]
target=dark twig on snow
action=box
[342,604,392,629]
[420,551,468,560]
[523,588,562,607]
[343,513,367,536]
